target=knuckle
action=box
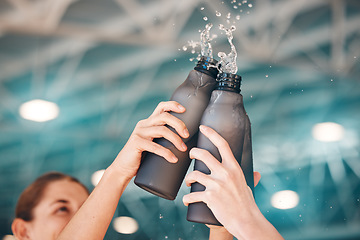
[157,101,167,109]
[204,190,214,202]
[222,169,233,182]
[218,139,230,149]
[136,119,145,128]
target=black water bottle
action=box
[187,72,254,225]
[134,56,219,200]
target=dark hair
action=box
[15,172,89,221]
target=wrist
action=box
[232,209,283,240]
[228,207,263,239]
[101,165,132,191]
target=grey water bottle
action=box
[134,56,219,200]
[187,72,254,225]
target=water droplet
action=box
[236,15,241,20]
[200,7,204,10]
[216,11,221,17]
[250,95,253,98]
[231,0,236,3]
[191,49,196,54]
[203,16,208,21]
[330,206,333,209]
[226,20,230,24]
[299,214,302,217]
[165,236,168,239]
[227,13,231,19]
[159,214,164,219]
[233,5,238,9]
[330,79,334,82]
[248,3,253,7]
[242,0,247,3]
[189,58,194,61]
[265,75,268,77]
[174,59,177,62]
[354,56,357,59]
[182,46,188,51]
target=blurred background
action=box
[0,0,359,239]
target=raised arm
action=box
[183,125,284,240]
[57,101,189,240]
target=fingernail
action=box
[178,105,185,111]
[199,125,208,132]
[172,156,178,163]
[183,129,189,138]
[181,142,187,151]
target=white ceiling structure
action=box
[0,0,359,239]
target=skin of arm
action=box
[183,125,284,240]
[57,101,190,240]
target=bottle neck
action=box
[215,72,242,93]
[194,56,219,79]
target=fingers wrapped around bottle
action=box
[182,125,248,207]
[129,101,189,163]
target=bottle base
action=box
[134,180,176,200]
[187,202,222,226]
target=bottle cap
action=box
[216,72,242,93]
[194,56,219,78]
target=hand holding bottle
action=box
[183,125,283,240]
[109,101,189,182]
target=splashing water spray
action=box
[217,24,238,74]
[200,23,214,58]
[183,23,217,63]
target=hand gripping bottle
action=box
[134,56,219,200]
[187,72,254,225]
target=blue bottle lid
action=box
[194,56,219,78]
[216,72,242,93]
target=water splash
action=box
[182,24,216,60]
[200,23,214,58]
[217,24,238,74]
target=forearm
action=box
[57,166,131,240]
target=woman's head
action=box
[12,172,89,240]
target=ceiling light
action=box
[271,190,299,209]
[312,122,344,142]
[91,169,105,186]
[19,99,59,122]
[113,216,139,234]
